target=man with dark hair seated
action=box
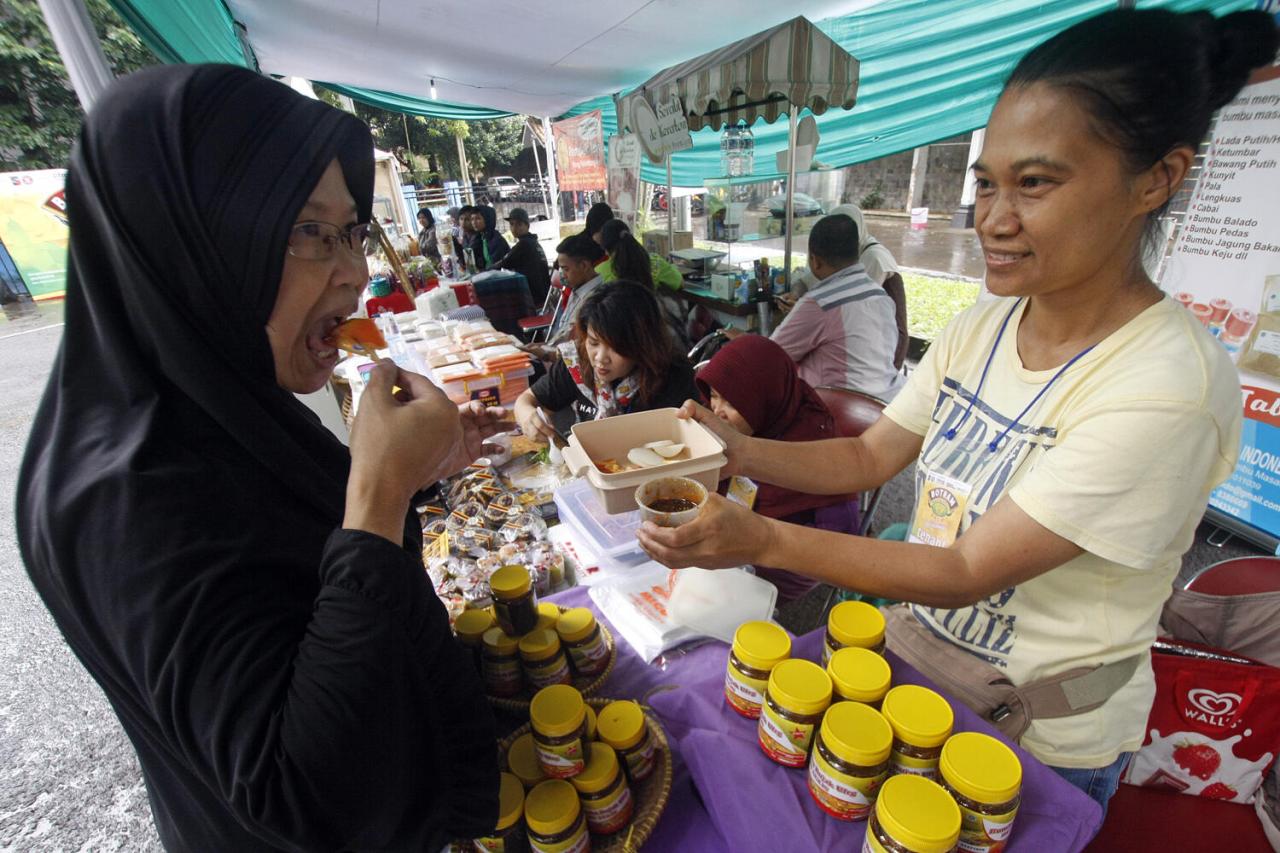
[548,233,604,343]
[770,213,905,400]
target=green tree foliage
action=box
[1,0,156,171]
[318,87,524,185]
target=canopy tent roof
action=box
[106,0,1254,184]
[616,16,859,134]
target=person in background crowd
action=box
[471,205,510,271]
[583,201,615,250]
[638,8,1273,816]
[453,203,477,267]
[696,335,859,603]
[496,208,551,305]
[416,206,442,266]
[546,233,604,343]
[447,205,462,247]
[769,214,905,401]
[515,282,700,432]
[830,203,909,370]
[597,218,689,348]
[16,64,504,851]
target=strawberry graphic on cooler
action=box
[1201,782,1237,800]
[1172,741,1221,780]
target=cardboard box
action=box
[642,229,693,258]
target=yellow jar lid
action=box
[874,775,961,853]
[454,609,494,643]
[538,602,562,622]
[827,647,892,703]
[882,684,954,748]
[584,704,597,741]
[524,779,580,837]
[491,564,531,598]
[940,731,1022,804]
[732,621,792,672]
[555,607,598,643]
[495,772,525,831]
[828,600,885,648]
[820,700,893,766]
[596,700,646,751]
[570,742,621,795]
[767,659,833,717]
[530,684,586,738]
[506,733,546,788]
[535,603,562,634]
[518,628,563,663]
[482,626,518,654]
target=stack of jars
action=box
[721,601,1024,853]
[453,569,611,699]
[471,685,661,852]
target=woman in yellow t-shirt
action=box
[638,8,1275,814]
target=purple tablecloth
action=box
[547,586,1103,852]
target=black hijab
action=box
[17,65,495,850]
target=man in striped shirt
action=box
[770,214,905,401]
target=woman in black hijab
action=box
[16,65,503,851]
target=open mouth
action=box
[308,314,348,363]
[984,250,1031,269]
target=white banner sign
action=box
[607,134,642,227]
[633,96,693,164]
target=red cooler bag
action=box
[1122,639,1280,803]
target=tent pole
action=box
[783,104,799,290]
[528,119,552,215]
[36,0,114,111]
[666,154,675,260]
[542,116,561,226]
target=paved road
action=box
[0,301,161,852]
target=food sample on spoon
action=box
[326,317,387,357]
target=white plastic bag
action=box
[589,564,702,663]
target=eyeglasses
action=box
[287,220,372,261]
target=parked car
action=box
[486,176,521,200]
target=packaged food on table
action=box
[724,620,792,719]
[758,659,832,767]
[476,552,504,577]
[524,779,589,853]
[498,543,526,564]
[507,732,548,789]
[570,743,634,836]
[492,565,540,635]
[482,627,523,698]
[827,646,892,707]
[520,629,573,691]
[823,600,886,665]
[864,774,961,853]
[471,772,526,853]
[447,499,486,532]
[555,608,611,678]
[527,543,565,591]
[530,685,589,779]
[423,518,450,540]
[882,685,954,780]
[938,732,1022,853]
[501,511,547,545]
[487,492,519,525]
[807,700,892,822]
[597,700,657,783]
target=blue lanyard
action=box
[943,299,1096,454]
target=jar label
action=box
[567,635,610,676]
[474,833,512,853]
[622,736,657,783]
[529,822,590,853]
[889,746,939,780]
[957,804,1018,853]
[582,783,634,835]
[862,832,889,853]
[758,702,815,767]
[484,658,523,697]
[822,633,838,666]
[724,665,767,718]
[525,655,572,690]
[535,737,587,779]
[807,749,883,822]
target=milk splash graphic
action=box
[1123,728,1275,802]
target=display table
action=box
[676,283,760,333]
[469,270,535,336]
[541,586,1104,852]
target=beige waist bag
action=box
[882,604,1142,742]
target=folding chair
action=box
[518,274,569,342]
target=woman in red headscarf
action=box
[696,335,859,602]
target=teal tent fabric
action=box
[107,0,249,67]
[319,83,513,121]
[572,0,1254,186]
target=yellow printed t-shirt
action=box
[882,295,1241,768]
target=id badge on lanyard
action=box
[908,467,973,547]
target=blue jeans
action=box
[1049,752,1132,818]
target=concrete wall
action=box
[839,132,973,212]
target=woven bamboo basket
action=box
[497,697,674,852]
[487,607,617,713]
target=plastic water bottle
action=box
[720,122,755,177]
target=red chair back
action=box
[1185,556,1280,595]
[450,281,478,307]
[813,386,886,438]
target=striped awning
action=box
[615,16,859,134]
